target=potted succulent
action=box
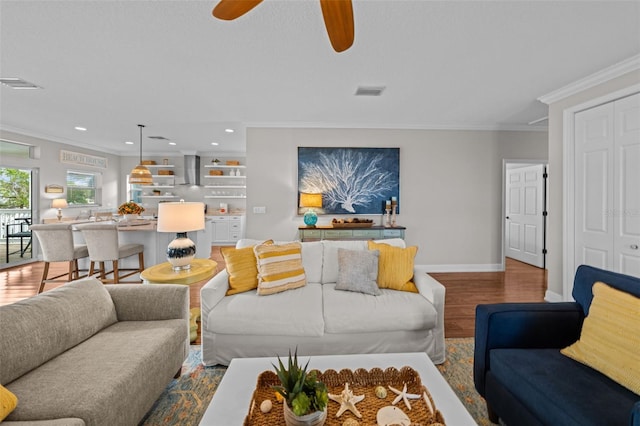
[273,349,328,426]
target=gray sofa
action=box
[0,277,190,426]
[201,238,445,366]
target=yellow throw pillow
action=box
[221,246,259,295]
[367,241,418,293]
[254,241,306,296]
[561,281,640,394]
[0,384,18,421]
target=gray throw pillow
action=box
[335,248,381,296]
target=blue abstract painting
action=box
[297,147,400,215]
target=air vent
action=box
[148,136,169,140]
[355,86,385,96]
[0,78,42,89]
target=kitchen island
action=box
[66,219,213,270]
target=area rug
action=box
[140,338,488,425]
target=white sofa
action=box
[200,238,446,366]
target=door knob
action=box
[505,216,510,220]
[631,244,639,250]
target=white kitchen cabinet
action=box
[211,215,245,245]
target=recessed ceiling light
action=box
[169,142,176,146]
[355,86,386,96]
[125,141,134,145]
[225,128,234,133]
[211,142,219,146]
[74,126,87,131]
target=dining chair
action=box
[30,223,89,293]
[4,218,32,263]
[76,223,145,283]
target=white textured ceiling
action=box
[1,0,639,155]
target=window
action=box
[66,171,99,205]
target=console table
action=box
[299,225,405,241]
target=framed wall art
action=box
[297,147,399,215]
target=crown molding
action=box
[246,121,548,132]
[538,54,640,105]
[0,124,124,156]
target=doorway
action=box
[0,166,35,268]
[503,161,548,269]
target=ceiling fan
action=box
[212,0,355,52]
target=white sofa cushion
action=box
[322,284,437,333]
[300,241,323,283]
[207,283,325,337]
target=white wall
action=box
[545,69,640,298]
[0,130,121,223]
[246,127,547,269]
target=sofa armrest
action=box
[106,284,189,322]
[414,266,446,363]
[473,302,584,396]
[632,401,640,426]
[200,269,230,331]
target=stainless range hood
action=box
[183,155,201,185]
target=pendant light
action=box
[129,124,153,185]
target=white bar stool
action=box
[76,223,145,283]
[30,223,89,293]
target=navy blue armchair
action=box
[474,265,640,426]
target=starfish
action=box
[328,383,365,418]
[388,383,421,410]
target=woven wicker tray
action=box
[244,366,445,426]
[331,222,374,228]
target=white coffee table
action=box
[199,352,477,425]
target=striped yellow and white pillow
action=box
[254,242,306,295]
[561,281,640,394]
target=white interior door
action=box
[613,93,640,276]
[574,92,640,277]
[505,164,545,268]
[574,102,614,270]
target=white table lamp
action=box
[157,200,205,271]
[51,198,68,221]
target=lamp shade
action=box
[157,201,205,271]
[157,201,205,233]
[129,165,153,185]
[299,192,323,208]
[51,198,68,209]
[129,124,153,185]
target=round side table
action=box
[141,258,218,342]
[140,258,217,285]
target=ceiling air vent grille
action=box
[0,78,42,89]
[355,86,385,96]
[148,136,169,140]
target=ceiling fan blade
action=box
[319,0,354,52]
[212,0,263,20]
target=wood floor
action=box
[0,250,546,339]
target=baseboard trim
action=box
[421,263,503,273]
[544,290,564,303]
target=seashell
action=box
[376,406,411,426]
[260,399,272,413]
[342,419,359,426]
[375,385,387,399]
